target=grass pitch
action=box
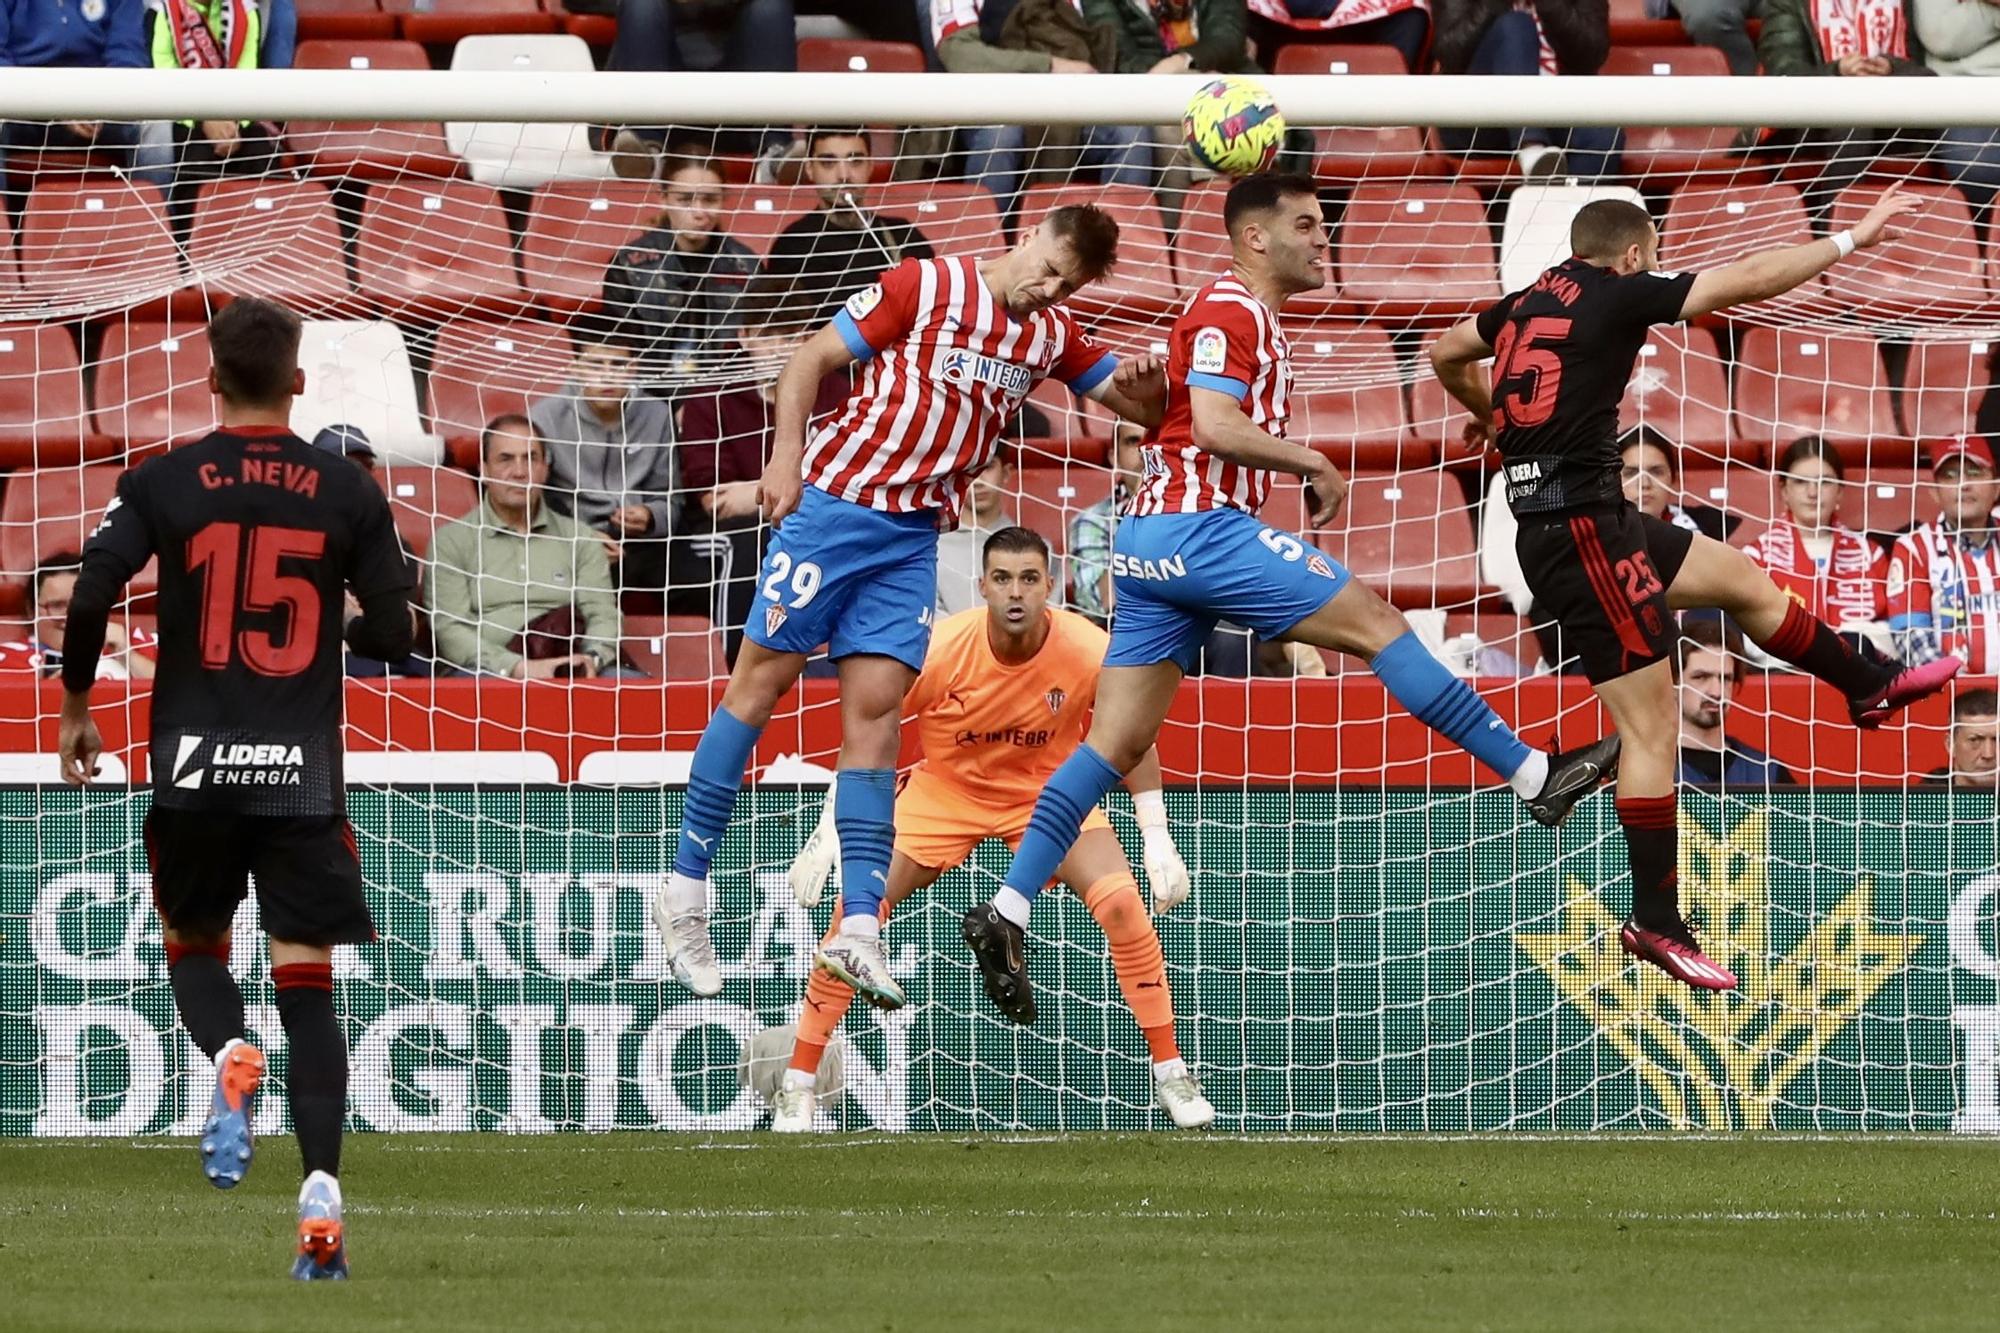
[4,1135,2000,1331]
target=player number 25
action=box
[1489,316,1571,430]
[1258,529,1305,562]
[761,553,823,608]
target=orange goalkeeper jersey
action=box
[905,606,1108,806]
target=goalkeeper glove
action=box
[788,787,839,908]
[1133,790,1189,914]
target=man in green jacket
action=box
[428,415,624,680]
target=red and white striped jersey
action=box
[1133,274,1292,517]
[1888,519,2000,673]
[808,256,1116,524]
[1741,518,1886,627]
[930,0,1082,46]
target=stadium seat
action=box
[1476,473,1529,611]
[1015,464,1114,556]
[1271,45,1429,180]
[1734,328,1904,465]
[296,0,397,40]
[291,320,440,464]
[727,185,829,258]
[1599,47,1737,178]
[796,38,926,73]
[1849,465,1929,536]
[1661,181,1821,319]
[0,207,18,300]
[1337,183,1500,321]
[563,11,616,45]
[424,318,576,456]
[520,179,662,313]
[1619,325,1738,463]
[290,40,458,179]
[1441,611,1544,675]
[1288,323,1417,468]
[92,320,217,446]
[356,181,527,321]
[1176,181,1342,312]
[1314,469,1484,608]
[876,183,1008,259]
[1024,376,1115,463]
[1017,184,1179,317]
[1405,350,1488,467]
[374,464,478,558]
[446,35,614,187]
[622,613,725,680]
[0,324,96,468]
[18,179,186,314]
[1903,340,1991,440]
[382,0,557,42]
[1608,0,1691,43]
[1680,464,1781,534]
[1497,183,1647,294]
[188,179,353,314]
[0,464,152,615]
[1824,181,1987,319]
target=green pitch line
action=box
[3,1136,2000,1331]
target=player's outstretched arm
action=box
[766,324,864,525]
[1091,353,1166,430]
[1679,185,1924,320]
[1124,747,1190,913]
[1190,386,1349,523]
[1428,320,1496,454]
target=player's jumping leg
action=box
[166,927,265,1190]
[657,641,807,997]
[1280,580,1620,827]
[272,941,352,1279]
[1667,533,1961,725]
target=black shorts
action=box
[143,806,376,946]
[1516,504,1695,684]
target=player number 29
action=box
[1258,528,1306,562]
[761,553,823,608]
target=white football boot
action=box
[651,887,723,997]
[1155,1067,1216,1130]
[771,1084,818,1133]
[814,933,905,1010]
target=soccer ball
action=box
[1182,76,1286,179]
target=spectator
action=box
[933,0,1149,216]
[1431,0,1621,180]
[0,0,148,207]
[530,325,679,590]
[1889,435,2000,673]
[428,415,623,680]
[1913,0,2000,203]
[1245,0,1431,72]
[1668,0,1762,77]
[1741,435,1886,630]
[311,421,376,472]
[595,0,797,176]
[602,155,758,385]
[1758,0,2000,209]
[1620,425,1738,541]
[310,424,433,678]
[765,126,935,326]
[135,0,294,238]
[937,452,1018,616]
[1676,619,1796,786]
[0,550,156,679]
[1922,686,1999,788]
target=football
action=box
[1182,76,1287,178]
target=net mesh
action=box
[1,86,1996,1135]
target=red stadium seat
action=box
[1015,464,1114,557]
[18,179,185,313]
[1288,322,1415,468]
[564,12,616,45]
[189,179,354,314]
[295,0,396,40]
[289,40,458,179]
[93,320,218,446]
[1619,324,1738,463]
[0,464,152,615]
[1269,45,1430,180]
[374,464,478,559]
[1680,465,1780,536]
[357,181,526,321]
[622,614,725,680]
[424,319,576,453]
[1849,465,1929,536]
[1904,340,1992,440]
[1024,377,1115,464]
[1175,181,1341,312]
[795,38,926,73]
[1734,327,1903,465]
[725,184,826,258]
[519,179,660,313]
[1600,48,1737,179]
[0,324,96,468]
[1661,181,1821,320]
[1017,184,1179,316]
[1337,183,1499,321]
[1826,180,1987,319]
[876,183,1008,259]
[1315,469,1484,608]
[0,206,19,300]
[1608,0,1691,43]
[382,0,558,41]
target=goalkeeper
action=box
[774,524,1212,1131]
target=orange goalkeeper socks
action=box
[1081,872,1180,1063]
[788,900,889,1078]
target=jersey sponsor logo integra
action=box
[1110,552,1188,581]
[955,726,1056,749]
[934,347,1033,396]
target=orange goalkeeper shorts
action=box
[893,765,1113,872]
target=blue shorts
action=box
[742,487,940,671]
[1104,508,1350,672]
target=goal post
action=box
[1,71,1997,1137]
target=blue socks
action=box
[994,744,1123,924]
[1370,630,1531,781]
[674,707,762,879]
[835,768,897,923]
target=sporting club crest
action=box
[1044,688,1067,715]
[764,604,788,636]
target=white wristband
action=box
[1133,790,1168,831]
[1831,230,1856,259]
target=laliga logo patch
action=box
[845,283,884,320]
[1887,558,1906,601]
[89,494,122,539]
[1306,553,1334,579]
[1191,327,1228,375]
[764,604,789,636]
[1045,688,1067,715]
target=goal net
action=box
[1,64,1996,1137]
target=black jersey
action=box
[76,427,412,815]
[1475,258,1698,515]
